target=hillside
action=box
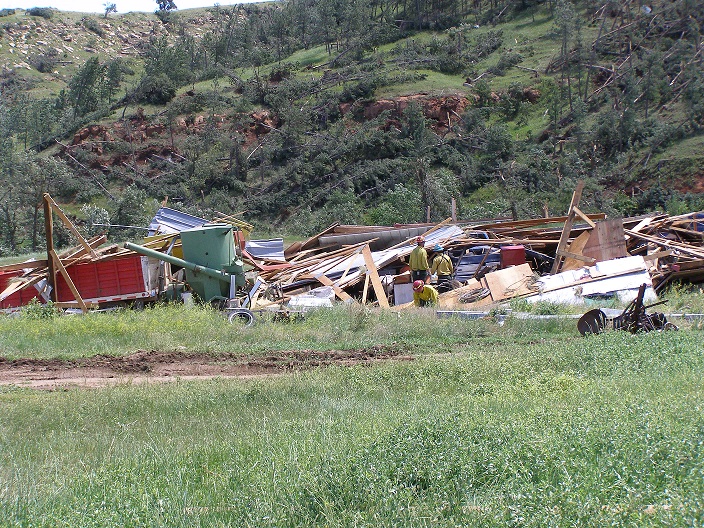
[0,0,703,253]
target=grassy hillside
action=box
[0,0,703,252]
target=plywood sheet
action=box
[583,219,627,262]
[438,278,493,308]
[562,231,592,271]
[484,263,535,301]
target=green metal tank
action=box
[180,224,236,269]
[179,224,244,301]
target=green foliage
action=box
[0,0,702,242]
[82,17,105,37]
[137,74,177,104]
[65,56,123,120]
[366,183,423,225]
[20,298,59,319]
[111,185,156,241]
[26,7,53,19]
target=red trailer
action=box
[0,269,41,309]
[55,254,159,306]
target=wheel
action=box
[577,309,607,336]
[227,308,256,327]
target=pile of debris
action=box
[1,183,703,316]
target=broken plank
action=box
[0,260,48,272]
[50,249,88,313]
[362,244,389,308]
[45,194,97,259]
[314,273,355,302]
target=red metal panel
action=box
[0,270,40,309]
[56,255,147,302]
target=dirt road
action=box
[0,345,412,390]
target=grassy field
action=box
[0,305,703,526]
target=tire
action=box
[227,309,256,327]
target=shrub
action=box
[138,74,176,105]
[0,8,16,17]
[27,7,53,19]
[21,299,59,319]
[82,17,105,37]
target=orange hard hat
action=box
[413,280,425,292]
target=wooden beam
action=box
[50,249,88,313]
[44,194,97,259]
[551,181,585,274]
[362,244,389,308]
[0,260,47,272]
[44,194,56,302]
[572,206,596,228]
[361,274,370,305]
[314,273,355,302]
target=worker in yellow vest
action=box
[409,236,430,283]
[431,244,453,279]
[413,280,438,307]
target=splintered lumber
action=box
[582,219,627,262]
[625,230,704,259]
[44,194,55,298]
[362,244,389,308]
[0,275,43,303]
[469,213,605,232]
[561,231,593,271]
[361,274,370,304]
[314,273,355,302]
[551,180,586,274]
[284,222,339,258]
[0,260,47,272]
[44,194,97,259]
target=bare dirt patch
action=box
[0,345,412,390]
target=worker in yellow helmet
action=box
[409,236,430,283]
[413,280,438,307]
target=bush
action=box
[138,74,176,105]
[21,299,59,319]
[27,7,53,19]
[30,51,58,73]
[0,8,16,17]
[82,17,105,37]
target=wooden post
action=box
[426,205,431,223]
[362,244,390,308]
[361,274,370,305]
[44,194,97,259]
[43,194,56,302]
[451,197,457,222]
[550,181,585,274]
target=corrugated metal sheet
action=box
[319,226,448,250]
[245,239,286,262]
[148,208,207,235]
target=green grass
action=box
[379,69,470,98]
[0,321,702,526]
[0,304,523,359]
